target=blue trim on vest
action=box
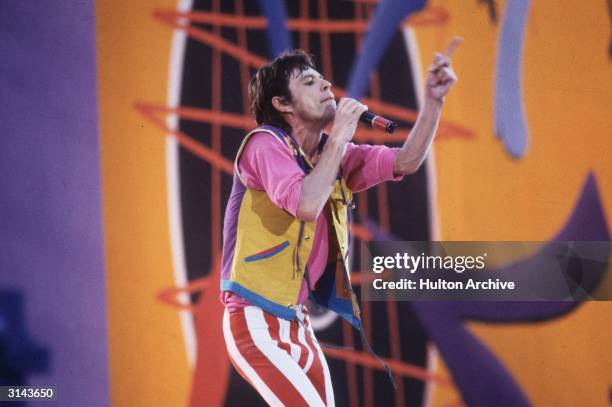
[220,280,296,320]
[244,240,290,262]
[322,285,361,330]
[311,262,361,329]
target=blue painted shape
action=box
[244,241,290,262]
[494,0,531,158]
[257,0,292,58]
[412,173,609,407]
[0,290,49,387]
[363,174,609,405]
[347,0,427,99]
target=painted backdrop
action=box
[3,0,609,406]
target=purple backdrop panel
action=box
[0,1,108,406]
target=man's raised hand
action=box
[329,97,368,144]
[425,36,462,103]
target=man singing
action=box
[220,41,458,406]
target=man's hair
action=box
[248,49,316,132]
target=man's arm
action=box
[393,97,444,175]
[296,99,367,222]
[394,39,460,175]
[297,37,461,220]
[296,137,346,222]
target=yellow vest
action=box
[220,125,361,327]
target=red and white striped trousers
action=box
[223,304,335,406]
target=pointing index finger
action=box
[443,36,464,58]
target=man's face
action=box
[285,67,336,126]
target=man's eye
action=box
[305,80,314,85]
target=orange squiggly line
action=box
[153,6,449,31]
[322,346,453,385]
[152,9,475,141]
[157,276,213,313]
[134,102,420,178]
[351,221,373,241]
[154,9,267,67]
[157,260,375,309]
[134,102,235,174]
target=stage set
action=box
[1,0,611,406]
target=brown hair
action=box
[248,49,316,132]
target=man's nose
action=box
[321,79,331,90]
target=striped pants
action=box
[223,305,335,406]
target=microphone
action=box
[360,111,397,134]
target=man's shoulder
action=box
[243,129,289,153]
[247,129,285,143]
[239,128,296,163]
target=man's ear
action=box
[271,96,292,114]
